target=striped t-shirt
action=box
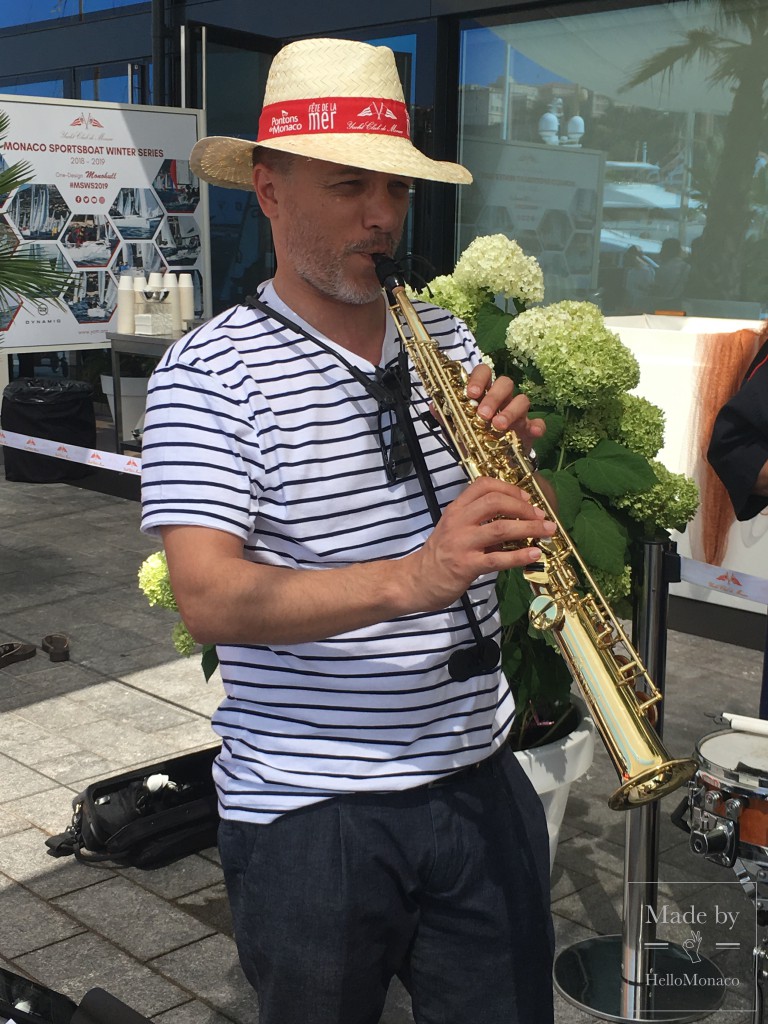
[140,282,515,824]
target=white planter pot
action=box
[100,374,148,436]
[514,695,596,872]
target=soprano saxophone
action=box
[373,254,696,810]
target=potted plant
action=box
[417,235,699,861]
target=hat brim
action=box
[190,134,472,189]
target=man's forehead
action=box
[311,159,412,181]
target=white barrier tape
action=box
[0,429,141,475]
[680,556,768,606]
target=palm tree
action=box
[622,0,768,300]
[0,111,72,308]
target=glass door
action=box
[183,24,280,313]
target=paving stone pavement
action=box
[0,474,765,1022]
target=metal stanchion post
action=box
[554,539,725,1021]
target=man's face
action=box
[261,157,412,305]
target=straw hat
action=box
[190,37,472,189]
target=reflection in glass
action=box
[458,3,768,318]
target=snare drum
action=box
[689,728,768,867]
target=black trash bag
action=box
[1,377,96,483]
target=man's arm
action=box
[162,476,556,646]
[161,368,556,647]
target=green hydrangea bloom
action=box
[172,620,197,657]
[614,460,699,531]
[411,275,484,333]
[588,565,632,605]
[616,393,665,460]
[452,234,544,306]
[137,551,177,610]
[505,301,640,409]
[564,400,622,454]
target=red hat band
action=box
[258,97,410,142]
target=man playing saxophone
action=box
[140,37,556,1024]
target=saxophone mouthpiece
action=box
[372,253,404,293]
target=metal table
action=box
[105,332,177,451]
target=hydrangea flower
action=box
[589,565,632,605]
[564,393,664,459]
[172,620,197,657]
[614,460,700,531]
[137,550,177,610]
[138,552,198,659]
[411,275,484,332]
[564,401,622,454]
[505,301,640,409]
[452,234,544,307]
[616,393,665,460]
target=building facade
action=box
[1,0,767,318]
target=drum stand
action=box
[554,539,726,1022]
[756,921,768,1024]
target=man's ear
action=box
[252,164,279,219]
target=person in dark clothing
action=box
[708,323,768,716]
[652,238,690,308]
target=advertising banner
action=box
[0,95,207,350]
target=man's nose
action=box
[362,185,405,232]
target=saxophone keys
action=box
[529,594,564,632]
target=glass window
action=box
[204,38,275,313]
[0,78,65,98]
[0,0,144,30]
[77,64,130,103]
[458,3,768,318]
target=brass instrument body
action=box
[375,259,696,810]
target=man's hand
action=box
[400,476,556,614]
[465,363,545,454]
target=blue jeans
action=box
[218,745,554,1024]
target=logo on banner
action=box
[55,445,69,460]
[125,458,140,474]
[709,569,749,599]
[715,570,744,588]
[70,112,104,130]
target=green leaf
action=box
[201,643,220,682]
[496,567,531,627]
[540,469,583,530]
[0,246,73,306]
[572,501,627,574]
[475,302,514,354]
[572,439,657,497]
[529,410,564,463]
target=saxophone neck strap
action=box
[244,292,401,406]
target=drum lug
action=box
[703,789,721,811]
[689,806,738,867]
[725,796,746,820]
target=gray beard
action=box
[289,229,399,306]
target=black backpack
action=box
[46,746,220,869]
